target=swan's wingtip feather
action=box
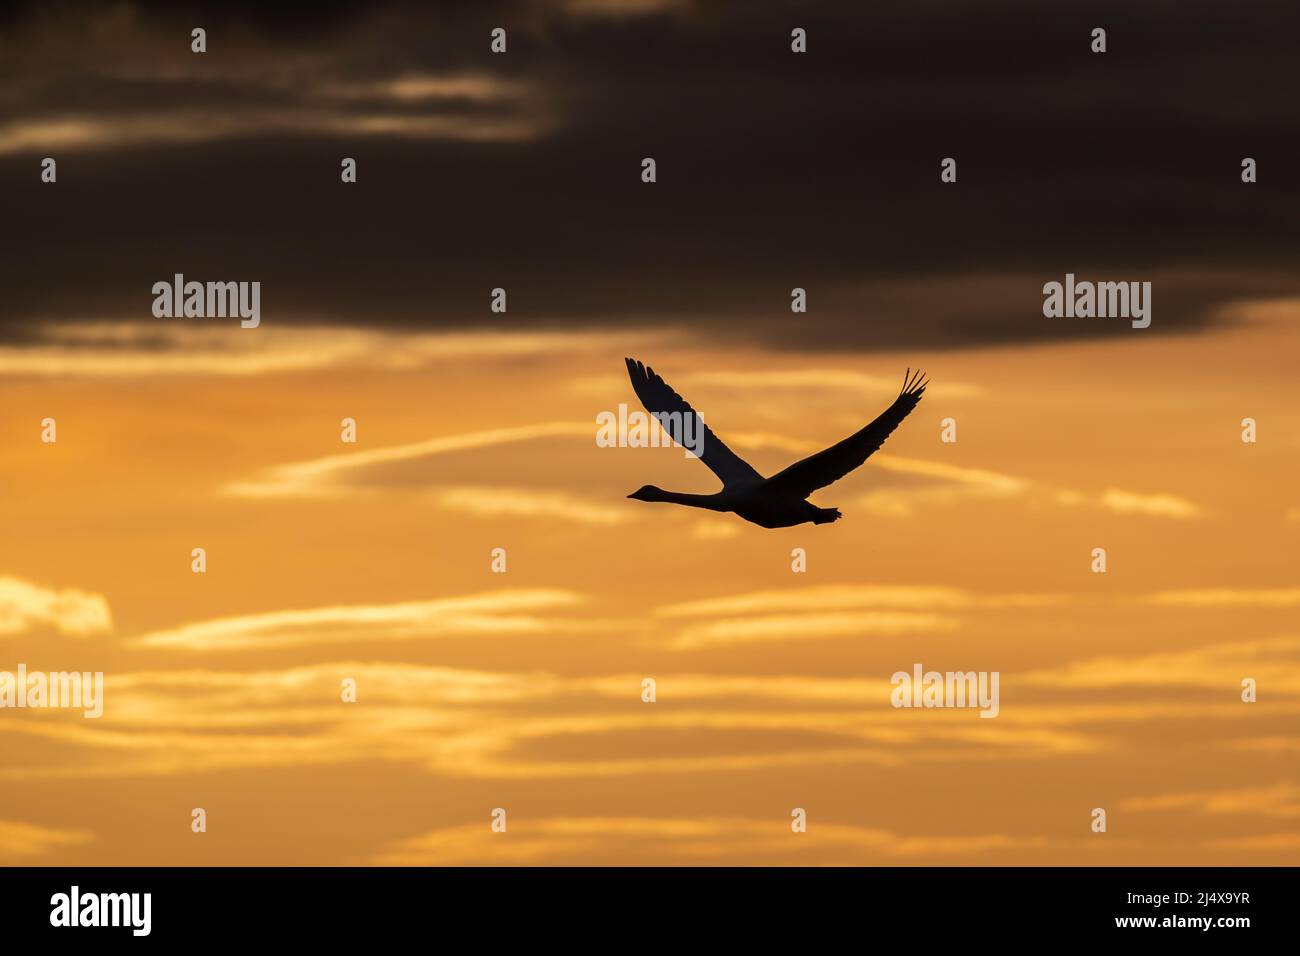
[900,368,928,396]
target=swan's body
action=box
[624,358,928,529]
[627,481,842,528]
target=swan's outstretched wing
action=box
[625,357,764,488]
[762,369,928,498]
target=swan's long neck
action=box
[653,489,727,511]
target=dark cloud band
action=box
[3,0,1298,350]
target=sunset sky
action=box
[1,0,1298,865]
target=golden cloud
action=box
[129,589,587,652]
[0,576,113,637]
[0,820,94,861]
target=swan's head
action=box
[627,484,665,502]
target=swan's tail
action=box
[812,507,843,525]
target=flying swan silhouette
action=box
[624,358,928,528]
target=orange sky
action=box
[1,302,1298,865]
